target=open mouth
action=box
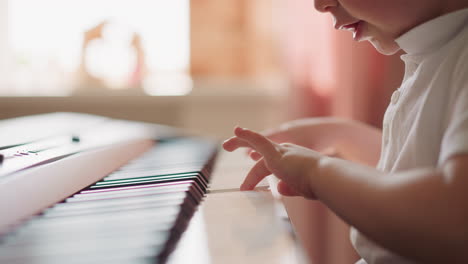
[338,21,363,41]
[339,21,361,32]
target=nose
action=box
[314,0,338,12]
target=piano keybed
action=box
[0,137,218,264]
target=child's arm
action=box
[224,127,468,263]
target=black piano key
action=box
[91,173,208,191]
[10,220,176,246]
[43,196,191,218]
[109,164,214,185]
[67,184,203,206]
[75,180,195,197]
[112,163,206,176]
[57,192,187,209]
[114,139,215,172]
[103,170,211,191]
[105,165,206,180]
[44,192,199,220]
[91,181,205,203]
[67,185,191,202]
[23,207,181,231]
[102,171,207,185]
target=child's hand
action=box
[223,127,324,199]
[224,118,343,160]
[224,117,382,166]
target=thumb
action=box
[277,180,301,197]
[277,180,317,199]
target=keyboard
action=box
[0,114,218,264]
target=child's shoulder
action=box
[444,25,468,87]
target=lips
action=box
[338,21,360,31]
[337,21,364,41]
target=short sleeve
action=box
[439,55,468,164]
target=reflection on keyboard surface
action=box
[0,137,218,264]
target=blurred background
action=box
[0,0,405,263]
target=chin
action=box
[369,38,401,55]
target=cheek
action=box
[339,0,399,25]
[338,0,375,15]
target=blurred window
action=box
[1,0,191,96]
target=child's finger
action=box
[249,150,262,161]
[277,180,317,199]
[234,127,280,161]
[222,136,252,152]
[246,148,255,156]
[240,158,272,190]
[261,128,289,144]
[276,180,301,196]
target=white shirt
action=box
[351,8,468,264]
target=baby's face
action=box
[314,0,445,54]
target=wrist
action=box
[308,154,336,200]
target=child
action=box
[223,0,468,263]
